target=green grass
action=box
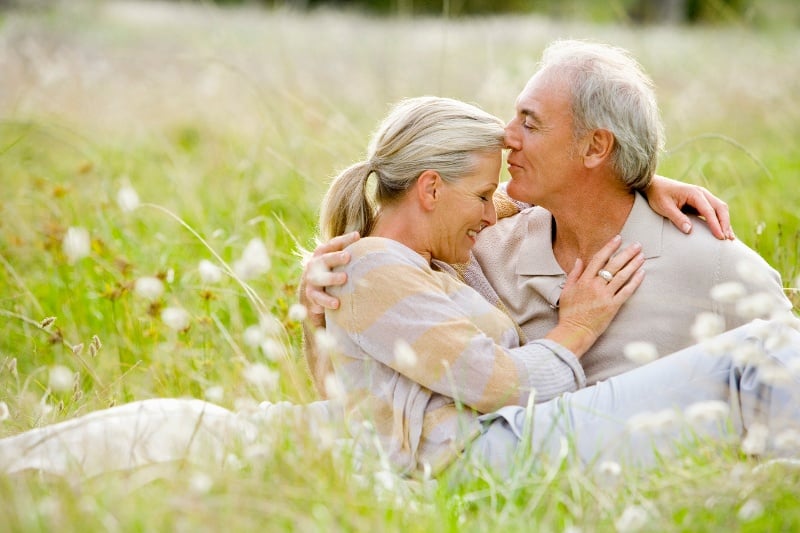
[1,1,799,531]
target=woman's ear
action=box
[582,128,615,169]
[416,170,441,211]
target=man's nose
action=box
[504,121,521,150]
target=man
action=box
[303,40,792,387]
[463,39,791,384]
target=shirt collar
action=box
[516,192,663,276]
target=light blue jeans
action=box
[468,319,800,474]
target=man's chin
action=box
[506,180,534,204]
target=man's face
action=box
[504,70,583,206]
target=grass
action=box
[1,0,799,530]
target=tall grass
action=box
[1,1,799,530]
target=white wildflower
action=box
[736,292,778,320]
[233,397,259,413]
[324,373,346,402]
[225,453,244,471]
[627,409,679,434]
[38,401,54,416]
[626,411,658,433]
[233,238,271,280]
[623,341,658,365]
[374,470,397,492]
[595,460,622,487]
[764,329,792,352]
[204,385,224,403]
[759,364,791,386]
[691,312,726,342]
[746,320,774,340]
[243,363,279,391]
[731,343,764,366]
[198,260,223,284]
[258,314,283,337]
[287,303,308,322]
[116,186,140,212]
[165,268,175,284]
[770,310,800,330]
[259,338,286,362]
[710,281,747,303]
[736,260,772,286]
[62,227,90,263]
[314,329,339,354]
[0,401,9,421]
[394,339,418,369]
[685,400,730,426]
[306,258,331,287]
[161,306,190,331]
[741,423,769,455]
[134,276,164,300]
[188,472,213,495]
[48,365,74,392]
[738,498,764,521]
[615,505,648,533]
[243,325,265,347]
[773,428,800,450]
[701,335,737,356]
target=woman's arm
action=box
[646,175,734,240]
[330,238,643,411]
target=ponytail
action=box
[319,161,375,241]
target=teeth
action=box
[467,230,477,238]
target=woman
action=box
[312,96,800,477]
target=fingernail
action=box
[682,222,691,234]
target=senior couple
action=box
[301,39,797,476]
[1,40,797,479]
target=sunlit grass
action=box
[1,1,799,530]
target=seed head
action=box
[62,227,91,263]
[134,276,165,300]
[161,306,191,331]
[116,186,140,212]
[198,259,223,284]
[49,365,75,392]
[233,238,271,280]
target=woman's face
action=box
[431,151,501,264]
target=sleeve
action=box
[330,248,585,414]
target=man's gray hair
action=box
[540,40,664,190]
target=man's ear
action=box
[416,170,441,211]
[582,128,615,169]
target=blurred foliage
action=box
[203,0,767,23]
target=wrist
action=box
[544,323,598,359]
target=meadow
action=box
[1,0,799,531]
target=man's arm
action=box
[298,232,360,397]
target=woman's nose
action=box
[484,200,497,227]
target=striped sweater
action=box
[323,237,585,475]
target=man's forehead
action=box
[515,71,568,113]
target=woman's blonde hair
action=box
[319,96,505,240]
